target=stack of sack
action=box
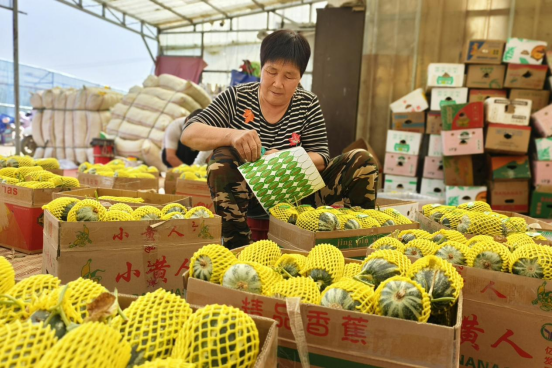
[30,87,122,164]
[105,74,212,170]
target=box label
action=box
[503,37,547,65]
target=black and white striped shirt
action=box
[184,82,330,165]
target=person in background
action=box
[181,30,379,249]
[161,109,203,168]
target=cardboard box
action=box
[503,37,547,64]
[420,178,446,199]
[466,64,506,88]
[443,155,487,186]
[42,211,222,295]
[488,179,529,212]
[383,174,418,192]
[468,89,508,103]
[423,156,444,179]
[164,170,180,195]
[430,88,469,111]
[175,179,214,211]
[442,129,485,156]
[531,185,552,218]
[342,138,383,174]
[464,39,505,64]
[532,160,552,186]
[383,153,418,177]
[426,112,442,134]
[428,134,443,156]
[385,130,422,155]
[510,89,550,113]
[532,103,552,138]
[441,101,484,131]
[389,88,429,113]
[53,188,190,209]
[535,137,552,160]
[391,111,425,133]
[0,185,64,254]
[484,98,532,126]
[490,156,531,180]
[427,63,466,87]
[446,186,487,205]
[504,64,548,90]
[485,124,531,155]
[77,173,159,192]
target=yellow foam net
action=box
[132,206,162,221]
[78,162,91,172]
[509,244,552,279]
[369,237,405,252]
[269,277,322,304]
[184,206,214,219]
[111,289,193,362]
[483,211,509,219]
[373,276,431,323]
[0,167,20,178]
[109,203,134,214]
[221,261,283,295]
[506,233,536,251]
[431,229,467,244]
[172,304,259,367]
[0,320,58,367]
[361,249,411,278]
[161,212,186,220]
[0,256,15,293]
[457,212,503,236]
[97,171,115,177]
[180,172,200,180]
[398,229,432,243]
[465,235,495,248]
[27,171,58,182]
[274,253,307,278]
[67,199,107,222]
[7,156,35,167]
[131,173,156,179]
[354,214,380,229]
[36,158,60,170]
[380,208,412,225]
[269,204,298,224]
[501,217,528,236]
[135,358,196,368]
[114,170,131,178]
[237,240,281,267]
[101,210,134,222]
[434,241,470,265]
[439,209,469,229]
[526,232,549,241]
[404,239,437,258]
[189,243,237,284]
[16,166,44,178]
[458,201,492,212]
[321,277,375,314]
[16,181,55,189]
[362,210,395,226]
[296,210,340,231]
[1,177,19,185]
[98,195,144,203]
[422,204,451,217]
[336,214,363,230]
[297,204,315,214]
[343,262,362,278]
[302,244,345,286]
[467,241,511,272]
[161,203,188,215]
[35,322,131,368]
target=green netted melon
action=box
[61,202,77,222]
[374,277,430,322]
[473,251,504,271]
[76,207,100,221]
[221,262,282,295]
[511,258,544,278]
[357,258,401,287]
[434,242,469,266]
[411,269,455,314]
[319,212,340,231]
[321,288,360,311]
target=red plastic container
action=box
[91,138,115,165]
[247,217,269,241]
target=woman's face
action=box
[260,60,301,107]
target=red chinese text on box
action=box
[241,297,263,316]
[306,310,330,337]
[116,262,141,283]
[341,315,369,345]
[272,303,291,330]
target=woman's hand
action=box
[264,149,279,155]
[229,129,262,162]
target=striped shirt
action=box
[184,82,330,165]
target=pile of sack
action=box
[31,87,123,163]
[105,74,212,170]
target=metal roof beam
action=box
[148,0,194,25]
[55,0,157,40]
[199,0,229,18]
[250,0,265,10]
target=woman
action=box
[181,30,378,249]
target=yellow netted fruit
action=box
[467,241,511,272]
[161,212,186,220]
[0,320,58,367]
[29,278,108,324]
[403,239,437,259]
[147,166,159,173]
[354,214,380,229]
[398,229,432,244]
[458,201,492,212]
[501,217,528,236]
[483,211,509,220]
[7,155,35,167]
[343,262,362,278]
[336,214,363,230]
[369,237,406,252]
[1,177,19,185]
[107,159,125,167]
[98,195,144,203]
[526,232,549,241]
[296,210,341,231]
[85,166,113,174]
[317,205,340,214]
[48,176,80,188]
[67,199,107,222]
[31,181,57,189]
[358,249,411,287]
[422,204,454,218]
[97,171,115,177]
[42,197,79,221]
[132,206,162,221]
[161,203,188,216]
[302,244,345,290]
[380,208,412,225]
[27,171,58,182]
[269,203,299,224]
[238,239,281,267]
[465,235,495,247]
[36,158,60,170]
[457,212,503,236]
[172,304,259,367]
[135,359,196,368]
[130,173,156,179]
[337,208,356,215]
[0,167,20,178]
[0,256,15,293]
[361,210,396,226]
[221,261,283,295]
[434,241,471,266]
[100,210,134,222]
[180,171,201,180]
[438,209,468,229]
[78,162,92,173]
[190,244,237,284]
[430,229,467,244]
[111,289,193,364]
[321,277,375,313]
[114,170,131,178]
[509,244,552,279]
[109,203,134,214]
[184,206,214,219]
[269,277,322,304]
[506,233,536,251]
[16,166,44,178]
[35,322,131,368]
[15,181,42,188]
[408,255,463,314]
[274,253,307,279]
[297,204,315,214]
[373,276,431,323]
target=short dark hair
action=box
[260,30,311,76]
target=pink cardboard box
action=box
[441,129,485,156]
[423,156,444,179]
[383,153,418,177]
[532,104,552,138]
[532,160,552,186]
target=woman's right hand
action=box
[229,129,262,162]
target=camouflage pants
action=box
[208,146,379,249]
